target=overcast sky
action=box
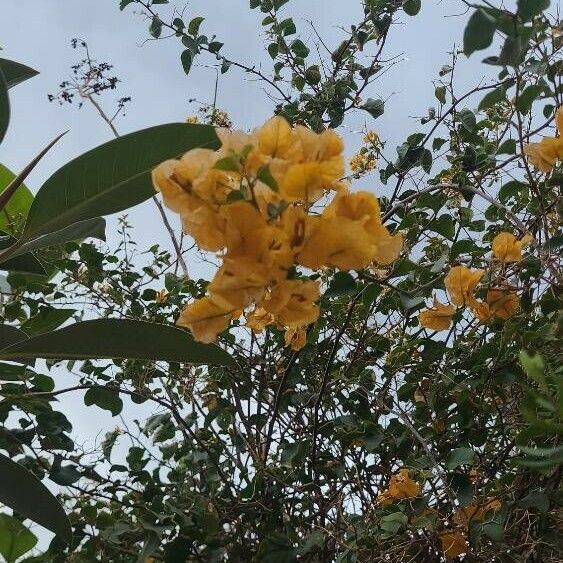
[2,1,490,247]
[1,0,498,516]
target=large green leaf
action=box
[0,514,37,563]
[0,230,45,274]
[3,216,106,262]
[0,318,236,366]
[0,163,33,233]
[0,68,9,145]
[0,453,72,543]
[0,324,27,349]
[21,123,220,240]
[0,58,39,89]
[463,8,497,57]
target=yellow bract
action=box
[377,469,421,505]
[492,232,533,263]
[453,498,501,528]
[419,300,456,331]
[444,265,484,307]
[153,117,402,346]
[176,297,233,344]
[439,531,467,560]
[298,192,402,270]
[472,289,519,322]
[523,107,563,172]
[284,327,307,351]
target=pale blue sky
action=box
[2,0,490,255]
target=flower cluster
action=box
[524,106,562,173]
[152,117,402,346]
[349,129,381,176]
[419,231,531,331]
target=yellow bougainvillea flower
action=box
[298,192,402,270]
[262,279,320,328]
[444,265,485,307]
[472,289,519,322]
[298,215,380,270]
[208,257,272,311]
[492,232,533,263]
[177,297,233,344]
[523,107,563,172]
[419,299,456,331]
[323,191,403,265]
[439,531,468,560]
[453,498,501,528]
[152,160,193,214]
[180,196,227,252]
[245,307,275,333]
[284,327,307,351]
[377,469,421,505]
[258,115,303,161]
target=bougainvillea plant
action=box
[0,0,560,561]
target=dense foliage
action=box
[0,0,561,561]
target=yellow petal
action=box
[177,297,232,343]
[258,116,302,161]
[440,532,467,560]
[419,300,456,331]
[152,160,191,213]
[524,137,559,172]
[298,216,378,270]
[492,232,530,262]
[180,196,227,252]
[279,162,327,202]
[284,327,307,351]
[444,266,485,306]
[486,289,519,320]
[245,307,275,333]
[208,257,271,310]
[262,279,320,328]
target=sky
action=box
[0,0,498,544]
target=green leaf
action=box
[463,9,496,57]
[519,350,547,391]
[119,0,135,9]
[0,318,236,366]
[0,59,38,90]
[181,49,193,75]
[518,491,549,513]
[402,0,421,16]
[0,217,106,267]
[516,84,543,114]
[188,16,205,36]
[497,138,516,155]
[434,86,446,104]
[149,16,163,38]
[446,447,476,469]
[517,0,550,22]
[20,308,75,336]
[478,86,506,110]
[459,109,477,131]
[49,463,82,486]
[0,163,34,233]
[0,514,37,563]
[21,123,220,240]
[0,453,72,543]
[256,166,279,191]
[0,68,9,145]
[0,324,27,349]
[325,272,357,298]
[361,98,385,120]
[290,39,309,58]
[84,386,123,416]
